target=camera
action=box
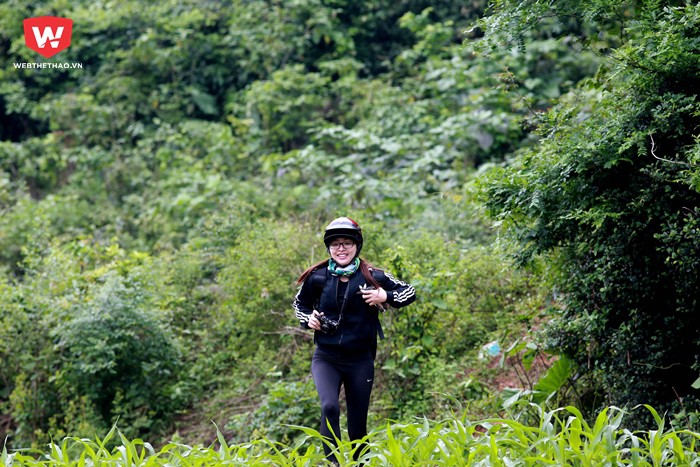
[318,314,340,334]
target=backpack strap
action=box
[310,267,328,310]
[368,268,386,341]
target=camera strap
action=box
[335,278,351,326]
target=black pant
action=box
[311,347,374,463]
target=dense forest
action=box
[1,0,700,456]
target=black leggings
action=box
[311,348,374,462]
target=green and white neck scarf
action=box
[328,258,360,276]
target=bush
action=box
[51,272,183,438]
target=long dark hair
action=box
[297,257,382,289]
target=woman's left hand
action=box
[362,287,387,306]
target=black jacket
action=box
[293,265,416,355]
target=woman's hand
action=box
[361,287,387,307]
[308,310,323,331]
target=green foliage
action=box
[216,219,315,354]
[5,0,697,453]
[0,239,188,446]
[226,379,319,445]
[363,230,547,421]
[6,406,700,466]
[229,65,332,154]
[51,272,183,435]
[478,1,700,425]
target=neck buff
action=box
[328,258,360,276]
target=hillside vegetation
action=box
[1,0,700,456]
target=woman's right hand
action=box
[308,310,322,331]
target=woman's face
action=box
[328,237,357,266]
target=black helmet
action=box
[324,217,363,255]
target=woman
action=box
[293,217,416,464]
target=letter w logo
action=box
[23,16,73,58]
[33,25,64,49]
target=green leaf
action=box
[691,376,700,390]
[533,355,572,401]
[188,86,218,115]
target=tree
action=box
[478,1,700,425]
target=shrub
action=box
[50,272,183,438]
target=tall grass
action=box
[4,405,700,466]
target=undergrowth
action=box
[3,405,700,466]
